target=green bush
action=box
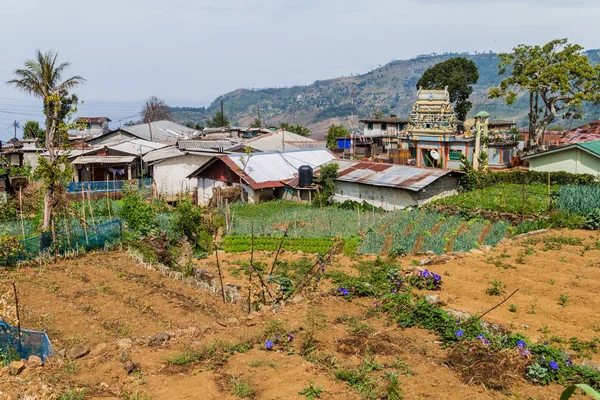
[119,190,156,235]
[584,209,600,230]
[481,171,597,186]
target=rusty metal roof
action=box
[331,160,458,192]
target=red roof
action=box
[558,120,600,145]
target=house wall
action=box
[153,154,212,199]
[363,123,400,137]
[196,177,257,205]
[528,148,600,175]
[333,175,459,210]
[22,152,41,171]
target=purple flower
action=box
[423,269,430,278]
[418,270,423,276]
[566,359,573,367]
[521,349,530,357]
[391,290,397,294]
[482,339,490,346]
[265,340,273,350]
[455,330,464,337]
[516,340,527,349]
[287,334,294,342]
[549,360,559,371]
[337,288,349,296]
[477,334,485,340]
[433,273,441,281]
[274,334,281,341]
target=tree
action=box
[325,124,350,149]
[7,49,84,230]
[251,118,262,128]
[489,39,600,150]
[141,96,171,123]
[314,163,339,206]
[279,122,310,137]
[22,121,45,145]
[185,121,204,130]
[206,110,229,128]
[417,57,479,122]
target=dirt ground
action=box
[1,229,598,399]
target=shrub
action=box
[407,269,442,290]
[584,209,600,230]
[120,189,156,235]
[0,235,24,266]
[481,171,597,186]
[172,198,213,252]
[486,279,506,296]
[556,185,600,215]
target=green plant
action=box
[122,392,151,400]
[486,279,506,296]
[560,384,600,399]
[58,389,87,400]
[300,305,327,355]
[383,372,404,400]
[298,381,324,399]
[508,304,518,313]
[584,209,600,230]
[558,294,570,307]
[230,376,255,398]
[120,189,157,235]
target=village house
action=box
[228,129,326,153]
[69,138,166,183]
[522,140,600,175]
[87,120,201,146]
[142,139,238,200]
[1,138,44,171]
[187,149,337,205]
[327,160,462,210]
[73,117,111,138]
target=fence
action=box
[67,178,152,194]
[0,320,54,361]
[14,219,123,263]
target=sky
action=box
[0,0,599,139]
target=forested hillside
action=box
[171,50,600,137]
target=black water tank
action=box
[298,165,313,187]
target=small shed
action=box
[522,140,600,175]
[330,160,463,210]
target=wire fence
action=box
[66,178,152,194]
[9,219,123,264]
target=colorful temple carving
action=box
[406,87,457,135]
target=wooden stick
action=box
[81,186,89,244]
[213,229,226,303]
[19,187,25,239]
[269,225,290,275]
[477,288,520,320]
[12,282,22,354]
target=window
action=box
[367,123,373,130]
[381,123,387,131]
[449,149,463,161]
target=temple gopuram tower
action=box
[407,86,457,135]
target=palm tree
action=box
[7,50,84,229]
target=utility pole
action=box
[257,104,261,129]
[220,100,225,127]
[13,120,19,140]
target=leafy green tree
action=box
[250,118,262,128]
[22,121,45,145]
[372,109,385,119]
[206,110,229,128]
[489,39,600,150]
[279,122,310,137]
[185,121,204,130]
[325,124,350,149]
[8,49,84,230]
[314,163,339,206]
[417,57,479,122]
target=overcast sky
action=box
[0,0,599,137]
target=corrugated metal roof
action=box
[120,121,201,141]
[331,160,457,192]
[228,149,336,184]
[71,155,136,165]
[177,139,238,151]
[142,146,217,163]
[578,140,600,156]
[74,117,111,124]
[111,139,167,155]
[230,130,320,152]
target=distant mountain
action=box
[171,50,600,139]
